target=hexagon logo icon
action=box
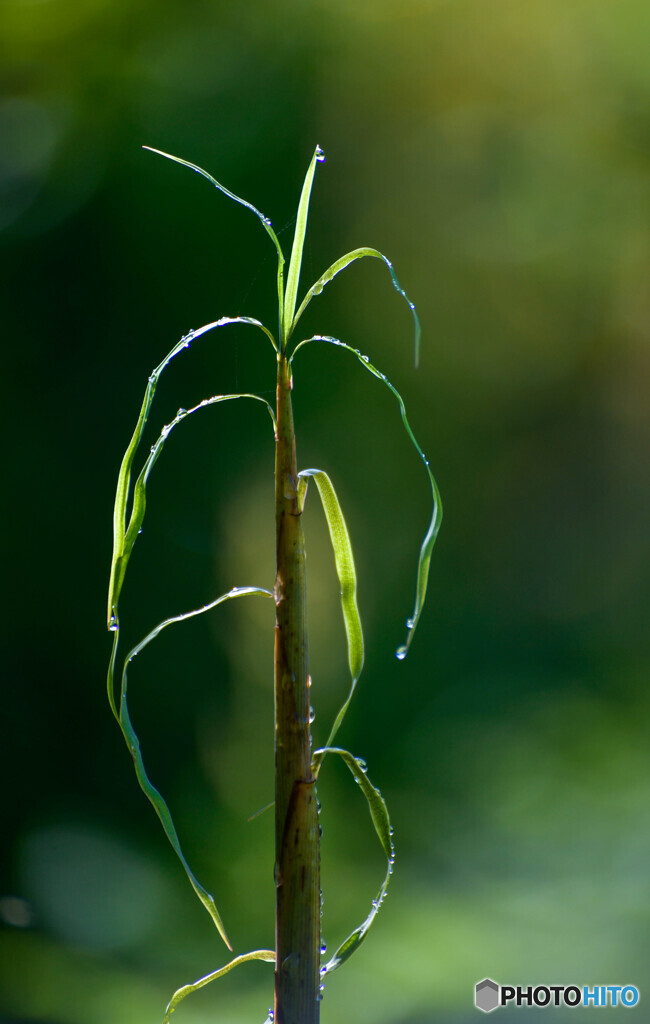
[475,978,500,1013]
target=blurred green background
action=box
[1,0,649,1021]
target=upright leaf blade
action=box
[282,145,324,345]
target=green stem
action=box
[274,353,321,1024]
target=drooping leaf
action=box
[108,317,277,627]
[107,374,275,950]
[112,391,274,628]
[110,587,273,951]
[297,469,363,763]
[162,949,276,1024]
[144,146,286,319]
[282,144,325,346]
[291,247,421,366]
[292,336,442,658]
[314,747,395,976]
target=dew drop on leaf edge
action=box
[395,645,407,661]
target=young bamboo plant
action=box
[107,144,442,1024]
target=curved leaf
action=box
[297,469,363,763]
[292,336,442,658]
[291,247,421,365]
[314,747,395,976]
[106,369,275,950]
[282,144,324,345]
[144,146,286,320]
[108,316,277,627]
[162,949,275,1024]
[117,392,275,614]
[111,587,273,951]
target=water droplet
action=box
[148,374,155,384]
[138,527,143,535]
[395,645,408,661]
[406,617,414,630]
[309,706,315,723]
[267,1010,274,1022]
[361,353,369,361]
[320,964,327,976]
[263,217,273,226]
[356,758,368,773]
[320,942,327,954]
[315,145,325,162]
[282,952,300,971]
[177,408,187,417]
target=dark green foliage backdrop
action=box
[1,1,649,1021]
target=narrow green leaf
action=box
[313,747,395,976]
[162,948,275,1024]
[107,316,276,627]
[297,469,364,761]
[120,392,275,594]
[282,144,325,346]
[112,587,273,951]
[144,146,286,322]
[292,336,442,658]
[106,372,275,950]
[291,247,421,366]
[108,380,155,629]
